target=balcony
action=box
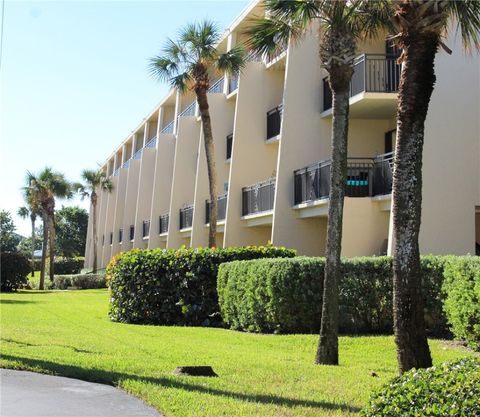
[208,78,224,94]
[159,214,169,235]
[226,134,233,160]
[129,225,135,241]
[142,220,150,238]
[145,136,157,148]
[322,54,401,118]
[266,105,282,142]
[179,205,194,230]
[109,232,113,245]
[161,120,174,134]
[205,193,227,225]
[179,101,197,117]
[122,159,130,169]
[242,177,276,226]
[264,42,287,68]
[227,75,238,95]
[132,148,142,160]
[294,152,394,210]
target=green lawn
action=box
[0,290,474,417]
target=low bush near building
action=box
[0,252,30,292]
[218,256,449,334]
[52,257,84,275]
[53,274,106,290]
[107,246,295,326]
[443,256,480,350]
[361,358,480,417]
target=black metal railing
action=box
[226,133,233,160]
[242,177,276,216]
[228,75,238,94]
[129,225,135,241]
[205,193,228,224]
[294,152,394,205]
[179,205,194,229]
[266,104,282,140]
[323,54,401,110]
[118,228,123,243]
[159,214,169,234]
[142,220,150,238]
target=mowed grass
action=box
[0,290,474,417]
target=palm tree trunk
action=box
[30,215,36,277]
[48,214,55,281]
[40,214,48,290]
[196,87,218,248]
[92,194,98,273]
[316,68,351,365]
[392,35,437,373]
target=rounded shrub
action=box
[107,246,295,326]
[52,257,84,275]
[443,256,480,350]
[1,252,30,292]
[362,358,480,417]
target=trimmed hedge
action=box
[361,358,480,417]
[107,246,295,326]
[218,256,449,334]
[53,274,106,290]
[1,252,30,292]
[443,256,480,350]
[52,257,84,275]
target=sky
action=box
[0,0,249,236]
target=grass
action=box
[0,290,475,417]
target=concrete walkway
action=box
[0,369,162,417]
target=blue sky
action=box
[0,0,249,236]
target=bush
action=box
[53,274,106,290]
[218,256,450,334]
[107,246,295,326]
[52,257,84,275]
[1,252,30,292]
[443,256,480,350]
[361,358,480,417]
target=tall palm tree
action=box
[380,0,480,373]
[74,169,113,273]
[148,20,246,247]
[26,168,72,288]
[17,203,40,277]
[247,0,383,365]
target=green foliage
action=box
[0,210,21,252]
[443,256,480,350]
[53,257,84,275]
[53,274,106,290]
[55,206,88,257]
[218,256,451,334]
[108,246,295,326]
[362,358,480,417]
[17,234,42,257]
[0,252,30,292]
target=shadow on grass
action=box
[1,339,97,354]
[0,299,41,304]
[1,354,361,413]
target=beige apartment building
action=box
[84,1,480,270]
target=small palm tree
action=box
[26,168,72,288]
[247,0,383,365]
[17,204,40,277]
[74,169,113,273]
[148,20,246,247]
[380,0,480,373]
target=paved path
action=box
[0,369,162,417]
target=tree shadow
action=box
[0,354,361,413]
[1,339,97,354]
[0,299,41,304]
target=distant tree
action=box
[74,169,113,273]
[0,210,21,252]
[18,200,41,276]
[55,206,88,258]
[18,234,42,258]
[149,20,246,247]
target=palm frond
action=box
[446,0,480,51]
[217,46,247,75]
[246,17,294,59]
[148,56,179,82]
[170,71,192,93]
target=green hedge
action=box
[1,252,30,292]
[362,358,480,417]
[218,256,449,334]
[52,257,84,275]
[53,274,106,290]
[107,246,295,326]
[443,256,480,350]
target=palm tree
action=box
[247,0,383,365]
[74,169,113,273]
[381,0,480,373]
[17,204,40,277]
[26,168,72,288]
[148,20,246,247]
